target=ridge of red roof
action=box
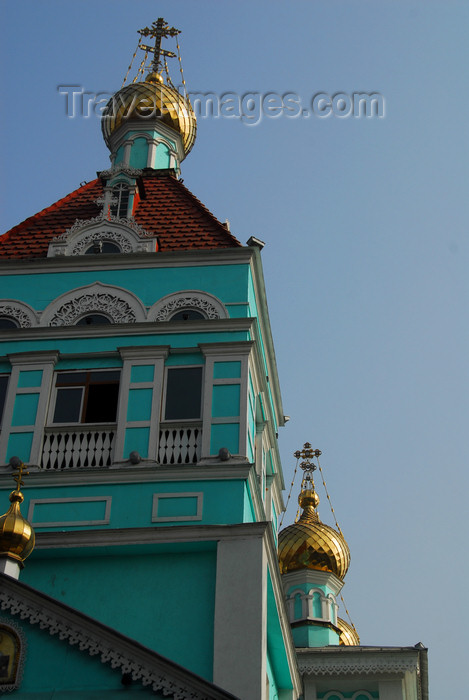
[0,171,241,259]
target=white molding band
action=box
[298,648,420,676]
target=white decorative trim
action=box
[0,586,224,700]
[48,217,156,257]
[40,282,147,326]
[27,496,112,528]
[298,650,420,676]
[99,163,143,178]
[152,492,203,522]
[148,291,228,322]
[0,300,37,328]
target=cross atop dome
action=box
[138,18,180,75]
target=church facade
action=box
[0,19,427,700]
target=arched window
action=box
[76,314,112,326]
[110,183,130,218]
[84,241,121,255]
[169,309,206,321]
[0,318,19,329]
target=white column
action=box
[147,141,156,168]
[213,533,267,700]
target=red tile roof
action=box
[0,171,241,259]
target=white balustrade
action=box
[158,423,202,465]
[42,426,116,470]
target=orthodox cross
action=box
[138,18,180,74]
[95,193,118,220]
[9,457,28,492]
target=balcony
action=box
[41,422,202,469]
[41,425,116,470]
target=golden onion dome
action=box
[278,487,350,580]
[337,617,360,646]
[101,72,197,157]
[0,489,35,564]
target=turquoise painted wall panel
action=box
[123,426,150,458]
[114,145,124,164]
[31,498,109,526]
[0,330,250,358]
[212,384,240,418]
[243,483,255,522]
[8,478,249,531]
[291,625,339,647]
[23,550,217,681]
[266,653,280,700]
[12,394,39,426]
[127,130,176,151]
[210,423,239,455]
[0,264,250,310]
[213,361,241,379]
[127,388,153,421]
[129,137,148,169]
[18,369,43,388]
[130,364,154,382]
[156,495,199,518]
[6,431,33,462]
[155,142,170,168]
[165,352,203,366]
[266,573,295,690]
[56,357,122,370]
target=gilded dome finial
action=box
[0,457,35,568]
[278,445,350,579]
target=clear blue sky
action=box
[1,1,468,696]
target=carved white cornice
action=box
[297,647,420,676]
[99,163,143,179]
[0,575,236,699]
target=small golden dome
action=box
[101,74,197,157]
[337,617,360,645]
[278,487,350,580]
[0,490,35,564]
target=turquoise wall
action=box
[21,548,217,681]
[4,478,253,533]
[1,265,250,311]
[1,612,158,697]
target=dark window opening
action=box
[84,241,121,255]
[170,310,206,321]
[0,318,19,329]
[76,314,112,326]
[52,370,120,424]
[164,367,203,420]
[110,184,130,218]
[0,375,9,425]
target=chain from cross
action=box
[138,18,180,74]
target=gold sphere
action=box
[0,491,35,563]
[278,490,350,579]
[337,617,360,645]
[101,74,197,157]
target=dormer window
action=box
[84,241,121,255]
[110,184,130,218]
[170,310,206,321]
[0,317,19,329]
[76,314,112,326]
